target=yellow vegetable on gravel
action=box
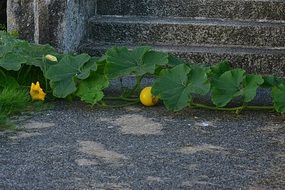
[140,87,159,106]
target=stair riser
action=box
[174,52,285,77]
[79,45,285,77]
[97,0,285,21]
[89,22,285,48]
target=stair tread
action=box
[96,0,285,21]
[88,17,285,47]
[90,15,285,27]
[80,41,285,55]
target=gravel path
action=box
[1,100,284,190]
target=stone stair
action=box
[79,0,285,76]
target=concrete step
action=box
[88,16,285,48]
[79,42,285,77]
[97,0,285,21]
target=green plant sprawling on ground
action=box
[0,31,285,128]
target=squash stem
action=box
[103,96,138,102]
[191,103,274,111]
[98,100,139,108]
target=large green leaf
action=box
[24,43,59,71]
[76,57,98,80]
[262,76,285,88]
[272,84,285,113]
[208,60,231,79]
[211,69,245,107]
[50,78,77,98]
[0,52,27,71]
[0,31,58,72]
[211,69,264,107]
[167,54,186,67]
[152,64,192,112]
[188,67,211,95]
[143,51,168,66]
[76,72,109,105]
[46,54,94,98]
[46,54,91,81]
[106,47,167,79]
[0,31,18,58]
[154,54,182,76]
[243,74,264,102]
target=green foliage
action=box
[272,84,285,113]
[0,52,26,70]
[211,69,264,107]
[152,64,210,112]
[0,87,29,115]
[0,30,285,120]
[106,47,168,79]
[0,87,30,130]
[76,73,109,105]
[262,76,285,88]
[0,31,57,72]
[208,60,231,79]
[0,74,19,89]
[152,64,192,111]
[0,24,6,31]
[46,54,93,98]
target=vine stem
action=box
[40,56,49,92]
[191,103,274,112]
[98,100,140,108]
[0,68,6,78]
[103,96,138,102]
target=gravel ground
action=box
[0,95,284,190]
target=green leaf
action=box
[243,74,264,102]
[76,57,98,80]
[154,54,182,76]
[211,69,246,107]
[152,64,192,112]
[208,60,231,79]
[46,54,91,81]
[76,72,109,105]
[106,46,161,78]
[27,43,57,58]
[143,51,168,66]
[262,76,285,88]
[188,67,210,95]
[0,32,18,57]
[272,84,285,113]
[24,43,59,71]
[0,52,27,71]
[167,54,186,67]
[211,69,264,107]
[0,31,59,72]
[46,54,92,98]
[50,78,77,98]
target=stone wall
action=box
[7,0,96,52]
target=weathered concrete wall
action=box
[7,0,96,52]
[7,0,35,41]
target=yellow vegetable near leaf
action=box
[140,86,159,106]
[30,82,46,101]
[45,54,58,62]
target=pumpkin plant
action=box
[0,30,285,130]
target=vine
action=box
[0,30,285,121]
